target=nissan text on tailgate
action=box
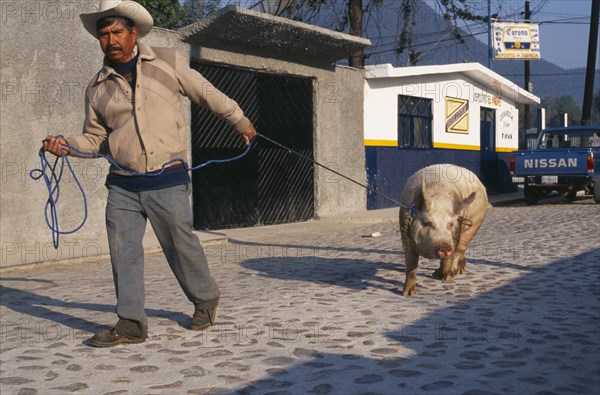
[510,126,600,205]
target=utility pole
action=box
[488,0,492,69]
[523,0,531,145]
[348,0,364,68]
[582,0,599,125]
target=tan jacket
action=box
[67,42,250,174]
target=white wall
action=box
[364,72,520,151]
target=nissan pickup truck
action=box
[510,126,600,205]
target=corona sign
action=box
[492,22,540,60]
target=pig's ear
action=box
[454,191,476,213]
[415,179,430,210]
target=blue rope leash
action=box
[30,138,255,249]
[66,140,254,175]
[31,132,410,250]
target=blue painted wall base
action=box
[365,147,517,210]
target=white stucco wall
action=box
[364,63,537,152]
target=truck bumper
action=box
[512,175,590,187]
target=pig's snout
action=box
[437,246,453,259]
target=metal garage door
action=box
[190,62,314,230]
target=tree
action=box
[541,95,582,128]
[284,0,497,68]
[182,0,205,24]
[516,102,538,131]
[593,90,600,125]
[137,0,185,29]
[556,95,582,127]
[347,0,364,67]
[137,0,224,29]
[181,0,223,25]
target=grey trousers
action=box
[105,183,220,327]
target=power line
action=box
[504,71,595,77]
[365,14,591,56]
[365,29,488,56]
[540,21,591,25]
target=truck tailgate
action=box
[513,149,589,176]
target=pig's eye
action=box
[448,222,454,230]
[424,221,433,228]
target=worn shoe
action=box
[190,305,217,331]
[88,319,147,348]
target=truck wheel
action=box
[594,182,600,204]
[524,185,539,205]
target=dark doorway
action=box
[190,63,314,230]
[480,107,499,192]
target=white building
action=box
[363,62,540,209]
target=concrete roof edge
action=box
[180,5,372,47]
[466,62,541,105]
[365,62,540,105]
[151,26,179,34]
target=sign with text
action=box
[493,22,540,60]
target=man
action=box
[43,0,256,347]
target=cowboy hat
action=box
[80,0,153,39]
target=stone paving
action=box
[1,196,599,395]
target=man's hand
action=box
[42,136,70,157]
[241,123,257,145]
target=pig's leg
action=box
[434,239,477,282]
[400,210,420,296]
[457,254,466,274]
[453,208,488,274]
[432,258,452,280]
[402,248,420,296]
[433,252,464,281]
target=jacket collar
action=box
[96,42,156,83]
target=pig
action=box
[399,164,490,296]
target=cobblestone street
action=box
[1,197,599,395]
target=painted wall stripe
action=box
[364,139,397,147]
[365,140,517,153]
[496,147,517,153]
[433,142,480,151]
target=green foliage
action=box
[519,94,600,128]
[137,0,185,29]
[181,0,223,25]
[541,95,582,127]
[136,0,223,29]
[182,0,204,24]
[593,90,600,125]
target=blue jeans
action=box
[105,183,220,327]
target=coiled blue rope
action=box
[30,147,88,249]
[30,138,255,249]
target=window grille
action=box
[397,95,432,148]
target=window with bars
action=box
[397,95,433,148]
